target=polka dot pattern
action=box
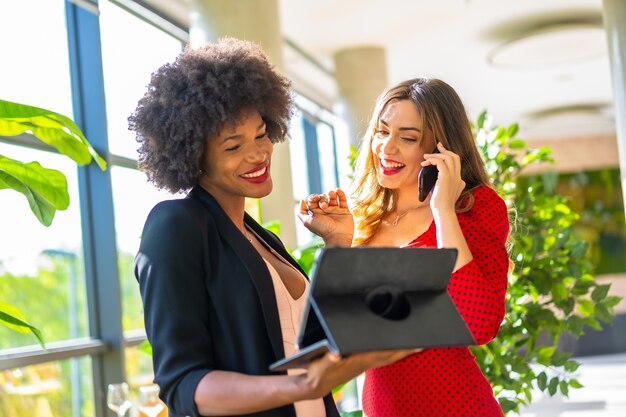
[362,186,509,417]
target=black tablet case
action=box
[270,246,475,371]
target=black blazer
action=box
[135,186,340,417]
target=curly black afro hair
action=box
[128,37,293,193]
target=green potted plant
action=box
[471,111,622,413]
[0,98,106,347]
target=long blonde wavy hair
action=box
[351,78,491,245]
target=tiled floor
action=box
[521,353,626,417]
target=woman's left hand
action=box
[421,142,466,214]
[297,188,354,246]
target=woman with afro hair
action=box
[130,38,411,417]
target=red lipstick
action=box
[240,162,270,184]
[379,158,405,176]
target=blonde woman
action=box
[299,78,509,416]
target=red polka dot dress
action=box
[362,186,510,417]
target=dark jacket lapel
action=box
[188,186,285,361]
[244,213,309,279]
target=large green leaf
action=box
[0,302,45,348]
[0,154,69,226]
[339,412,362,417]
[0,99,106,170]
[262,219,281,236]
[138,339,153,356]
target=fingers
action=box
[299,200,313,216]
[336,189,349,209]
[422,143,463,182]
[436,143,464,195]
[297,201,312,228]
[306,351,343,375]
[307,189,349,211]
[438,142,462,180]
[306,193,327,209]
[326,189,349,208]
[348,348,419,371]
[423,143,457,166]
[383,348,422,365]
[326,351,342,363]
[422,143,466,207]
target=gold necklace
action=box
[382,204,427,227]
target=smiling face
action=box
[371,99,436,193]
[199,109,273,204]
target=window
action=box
[100,0,183,160]
[0,1,186,416]
[100,0,184,337]
[124,345,156,396]
[0,2,355,416]
[110,166,180,332]
[0,0,72,115]
[289,95,350,246]
[0,144,88,349]
[0,358,94,417]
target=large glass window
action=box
[1,1,186,416]
[100,0,184,335]
[0,144,88,349]
[0,0,72,115]
[110,166,179,332]
[0,357,94,417]
[100,0,183,159]
[289,95,350,246]
[125,345,155,389]
[288,111,311,203]
[316,121,340,193]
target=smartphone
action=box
[418,147,439,202]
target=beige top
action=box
[249,229,326,417]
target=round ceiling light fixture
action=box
[487,23,607,68]
[522,103,615,138]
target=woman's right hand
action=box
[297,188,354,246]
[299,349,420,399]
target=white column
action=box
[189,0,298,248]
[334,46,388,147]
[603,0,626,218]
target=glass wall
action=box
[109,166,180,332]
[100,0,184,392]
[0,358,94,417]
[0,143,88,349]
[289,95,349,247]
[0,0,72,115]
[100,0,183,160]
[0,1,184,416]
[0,1,347,416]
[100,0,183,336]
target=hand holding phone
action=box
[418,147,439,202]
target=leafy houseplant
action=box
[290,111,622,415]
[0,99,106,347]
[471,111,621,413]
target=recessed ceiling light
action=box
[487,23,607,68]
[526,103,613,120]
[522,103,615,138]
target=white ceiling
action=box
[145,0,616,141]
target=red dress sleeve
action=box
[447,186,510,345]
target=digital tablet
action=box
[269,247,473,371]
